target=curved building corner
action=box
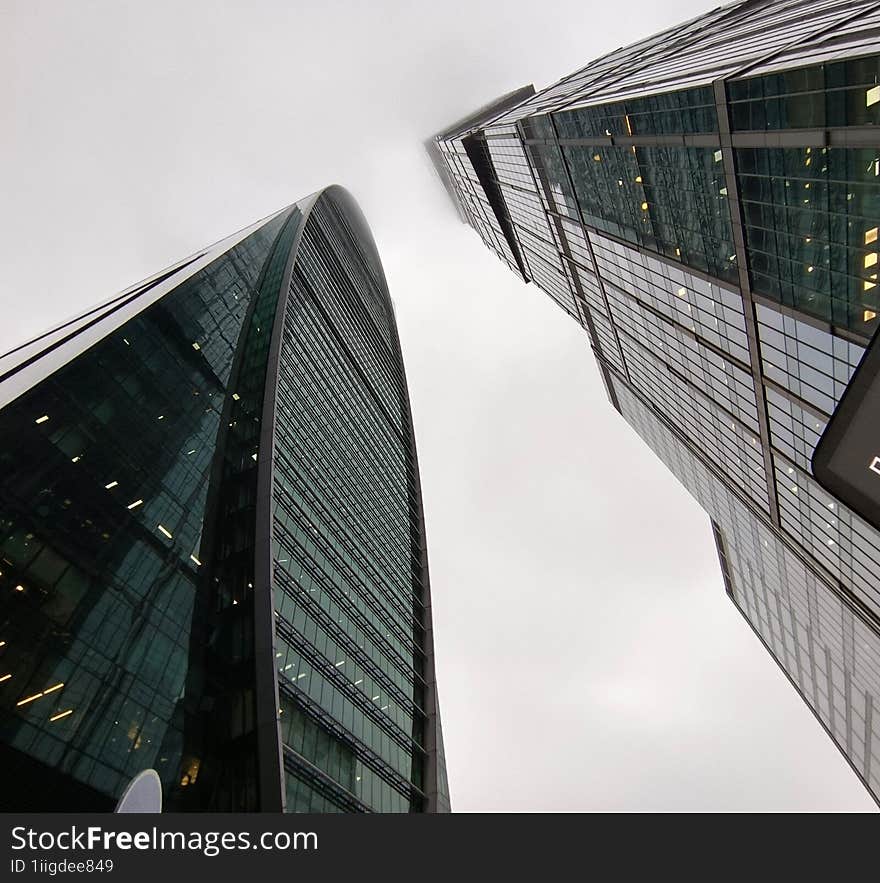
[0,188,449,813]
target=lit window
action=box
[157,524,173,540]
[14,585,24,593]
[866,253,878,268]
[35,415,49,425]
[192,342,200,351]
[713,150,722,162]
[640,202,648,211]
[50,709,73,722]
[0,674,11,683]
[127,499,143,510]
[71,456,81,463]
[104,480,118,490]
[15,690,51,706]
[865,309,877,322]
[807,265,814,273]
[592,153,601,162]
[635,175,642,183]
[232,393,240,401]
[190,554,202,566]
[867,85,880,107]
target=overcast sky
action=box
[1,0,876,811]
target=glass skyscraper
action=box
[0,186,450,813]
[432,0,880,805]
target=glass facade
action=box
[433,0,880,806]
[0,187,449,813]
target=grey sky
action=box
[1,0,875,811]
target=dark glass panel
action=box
[0,212,288,809]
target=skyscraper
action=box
[0,186,450,813]
[432,0,880,805]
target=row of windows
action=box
[755,302,863,416]
[554,85,717,137]
[559,140,739,284]
[591,233,751,365]
[738,147,880,335]
[728,53,880,131]
[776,455,880,618]
[616,333,770,511]
[606,283,758,430]
[611,376,880,799]
[270,207,426,813]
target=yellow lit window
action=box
[864,309,878,322]
[867,85,880,107]
[865,253,878,268]
[866,227,878,244]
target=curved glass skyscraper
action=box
[0,186,450,813]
